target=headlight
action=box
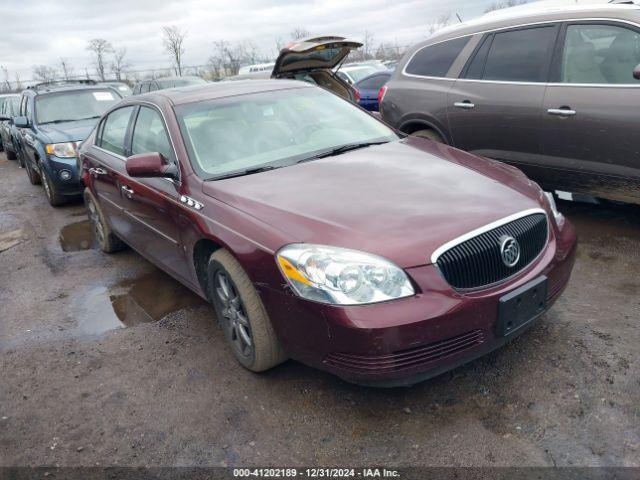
[45,142,77,158]
[544,191,565,227]
[277,244,414,305]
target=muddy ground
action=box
[0,152,638,468]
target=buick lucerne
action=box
[79,80,577,386]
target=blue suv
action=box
[15,81,122,205]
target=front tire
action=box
[207,249,287,372]
[412,129,445,143]
[84,189,126,253]
[41,167,66,206]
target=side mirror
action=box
[126,152,178,180]
[634,63,640,80]
[14,116,29,128]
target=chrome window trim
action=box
[93,145,126,161]
[402,17,640,85]
[430,208,547,264]
[133,100,182,185]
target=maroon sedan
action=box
[79,80,577,386]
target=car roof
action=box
[428,2,640,43]
[134,79,313,106]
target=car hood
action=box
[38,118,99,144]
[202,138,546,268]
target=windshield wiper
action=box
[207,165,277,181]
[297,141,390,164]
[40,115,101,125]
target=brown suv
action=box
[381,4,640,205]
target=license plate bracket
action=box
[496,276,548,337]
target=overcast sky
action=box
[0,0,530,80]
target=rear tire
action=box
[84,189,126,253]
[412,129,445,143]
[41,168,66,206]
[6,148,16,160]
[207,249,287,372]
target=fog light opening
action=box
[59,169,72,181]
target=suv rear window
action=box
[405,37,470,77]
[469,26,557,82]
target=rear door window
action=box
[99,106,135,156]
[561,23,640,84]
[405,37,470,77]
[131,106,174,161]
[358,74,389,90]
[478,26,558,82]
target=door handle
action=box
[547,107,576,117]
[121,185,134,198]
[89,167,107,176]
[454,101,475,109]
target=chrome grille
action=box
[435,212,548,289]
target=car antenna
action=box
[456,13,463,23]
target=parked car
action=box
[354,70,392,111]
[381,3,640,205]
[335,64,383,85]
[15,81,122,205]
[99,81,133,97]
[79,80,576,386]
[132,76,206,95]
[0,94,22,162]
[271,36,363,103]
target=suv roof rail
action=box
[28,79,98,91]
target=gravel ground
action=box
[0,153,638,468]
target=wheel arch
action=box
[398,116,451,144]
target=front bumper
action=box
[260,219,577,387]
[45,155,83,196]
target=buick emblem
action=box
[500,236,521,267]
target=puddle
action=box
[75,271,206,335]
[59,221,95,252]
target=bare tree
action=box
[13,72,22,92]
[1,66,12,92]
[275,36,285,53]
[361,30,375,60]
[111,47,129,81]
[59,58,74,80]
[32,65,58,83]
[428,13,452,35]
[87,38,113,81]
[162,25,187,76]
[484,0,529,13]
[290,26,310,40]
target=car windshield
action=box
[36,89,120,124]
[343,67,379,83]
[175,86,398,179]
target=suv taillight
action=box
[378,85,388,106]
[353,87,361,103]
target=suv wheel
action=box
[84,189,126,253]
[6,148,16,161]
[41,167,65,206]
[207,249,287,372]
[412,129,445,143]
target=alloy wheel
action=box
[215,270,254,359]
[87,199,105,245]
